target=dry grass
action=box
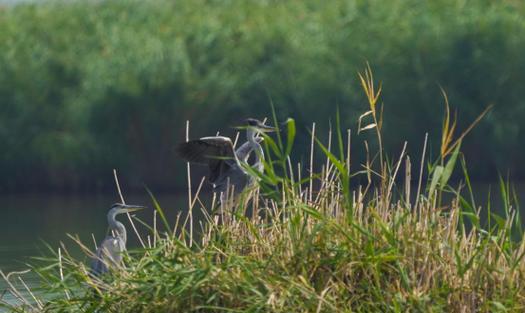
[1,69,523,313]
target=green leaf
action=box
[262,133,282,159]
[490,301,509,312]
[269,98,284,152]
[440,141,461,187]
[285,118,295,157]
[460,209,480,229]
[498,174,510,217]
[490,213,507,230]
[242,161,280,185]
[454,248,464,276]
[429,165,444,196]
[314,136,346,179]
[289,204,323,220]
[145,187,171,235]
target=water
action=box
[0,184,523,307]
[0,192,188,307]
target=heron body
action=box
[90,204,144,277]
[176,118,274,202]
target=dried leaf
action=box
[359,123,377,133]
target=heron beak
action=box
[257,124,277,132]
[121,205,146,213]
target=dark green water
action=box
[0,184,523,306]
[0,192,187,306]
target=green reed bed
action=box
[1,70,523,312]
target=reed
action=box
[1,70,522,313]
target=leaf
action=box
[440,141,461,187]
[242,160,280,185]
[359,123,377,133]
[269,98,284,151]
[490,301,508,312]
[314,136,346,179]
[358,109,374,133]
[262,133,282,159]
[429,165,444,196]
[285,118,295,157]
[461,211,480,229]
[454,248,463,276]
[292,204,323,220]
[498,175,510,217]
[145,187,171,235]
[359,110,374,120]
[490,213,507,230]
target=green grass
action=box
[2,71,524,312]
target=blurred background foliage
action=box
[0,0,524,192]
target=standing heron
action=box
[90,203,145,277]
[176,118,275,202]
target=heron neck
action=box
[107,210,127,244]
[247,129,264,171]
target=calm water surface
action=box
[0,184,523,306]
[0,192,187,306]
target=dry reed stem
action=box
[0,270,33,310]
[113,169,146,248]
[415,133,428,213]
[309,122,316,204]
[185,120,193,247]
[58,248,70,300]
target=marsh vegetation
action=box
[1,70,523,313]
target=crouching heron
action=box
[90,203,146,277]
[176,118,275,203]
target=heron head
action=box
[244,118,276,133]
[109,203,146,215]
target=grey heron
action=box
[176,118,275,202]
[90,203,145,277]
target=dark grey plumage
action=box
[176,118,274,200]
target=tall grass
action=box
[1,71,523,312]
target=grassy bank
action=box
[2,72,524,312]
[1,0,525,191]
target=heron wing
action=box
[176,136,236,183]
[90,236,123,276]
